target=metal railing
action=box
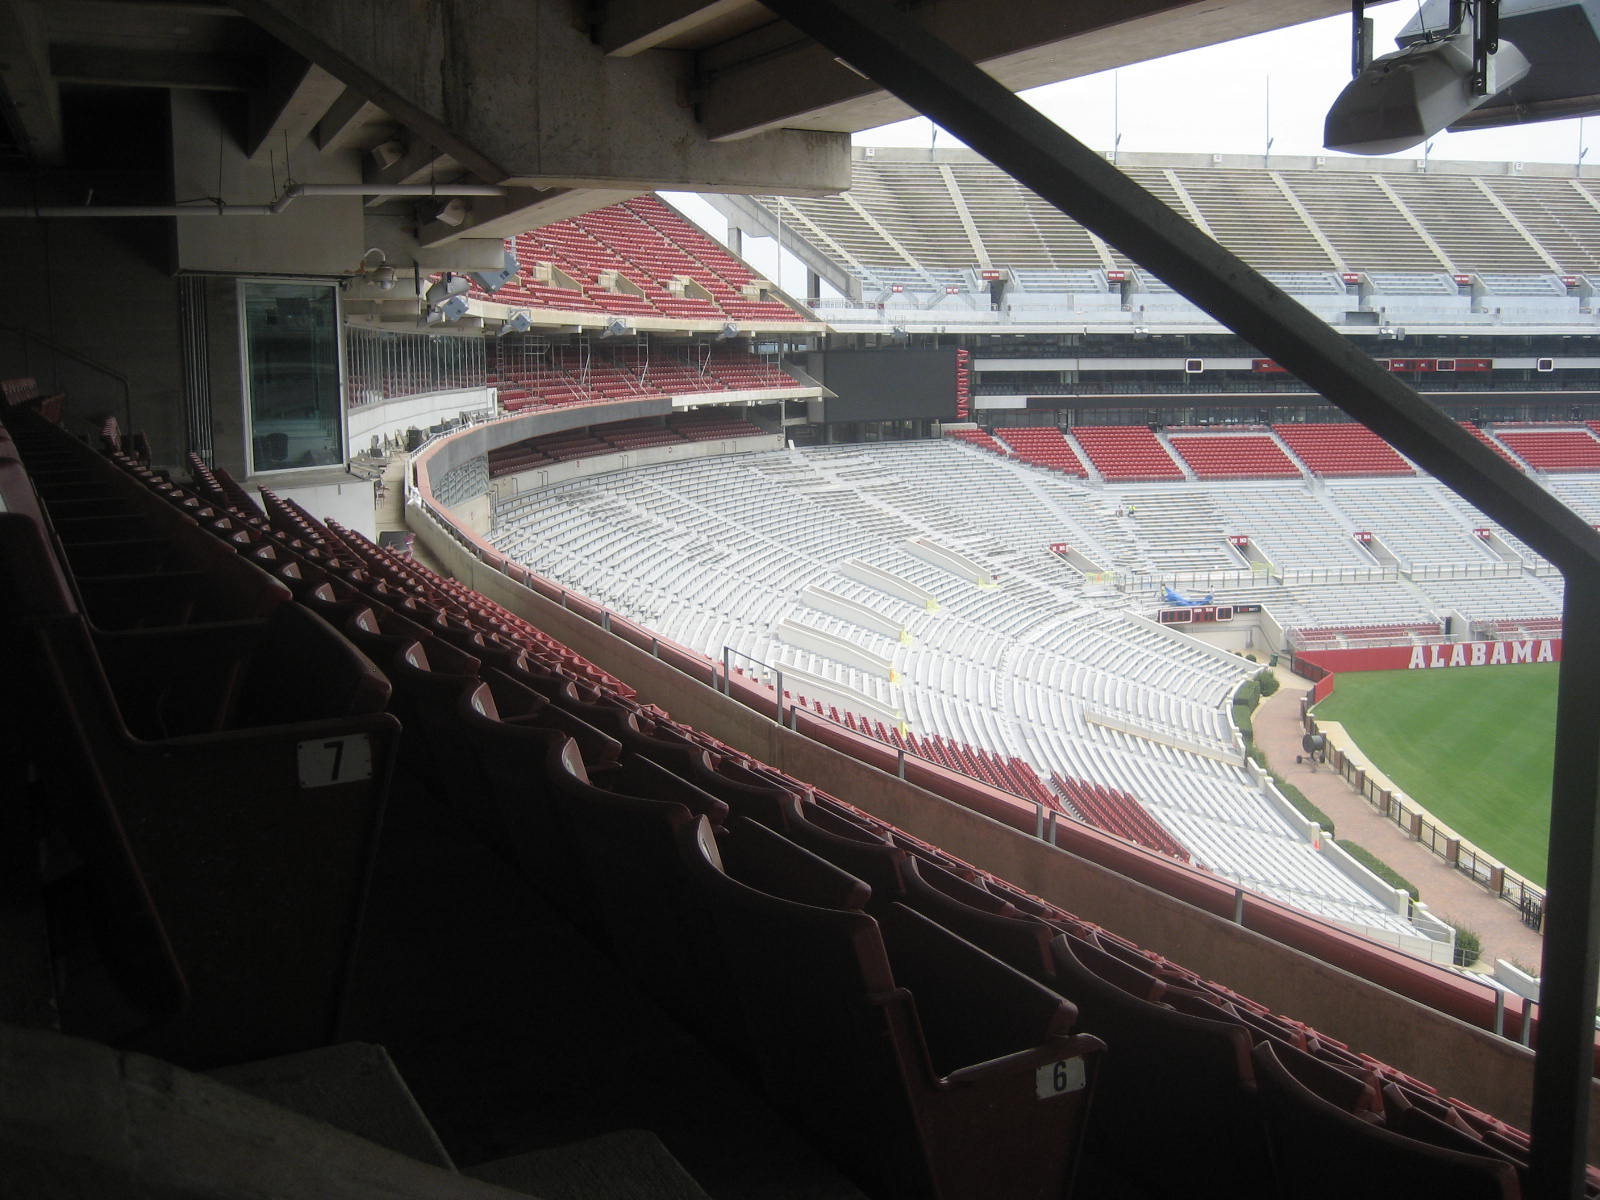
[1,318,133,435]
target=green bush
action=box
[1234,678,1261,710]
[1338,840,1419,900]
[1234,703,1254,744]
[1256,668,1280,697]
[1447,921,1483,968]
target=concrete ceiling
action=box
[0,0,1349,236]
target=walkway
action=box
[375,455,448,577]
[1253,672,1543,977]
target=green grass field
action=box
[1314,663,1558,885]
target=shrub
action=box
[1256,668,1280,697]
[1234,678,1261,710]
[1234,703,1254,744]
[1448,921,1483,968]
[1338,840,1419,900]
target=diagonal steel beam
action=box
[756,1,1600,1194]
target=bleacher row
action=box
[764,691,1061,810]
[467,194,804,324]
[492,348,798,413]
[950,422,1420,480]
[1052,775,1192,865]
[2,399,1572,1198]
[950,421,1600,481]
[486,412,767,478]
[765,153,1600,284]
[485,442,1431,940]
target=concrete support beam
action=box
[413,187,640,248]
[598,0,756,56]
[0,0,63,164]
[51,45,254,92]
[315,86,390,154]
[696,0,1347,140]
[229,0,850,198]
[248,50,346,164]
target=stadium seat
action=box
[1252,1041,1519,1200]
[678,813,1104,1200]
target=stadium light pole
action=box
[760,0,1600,1193]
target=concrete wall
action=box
[488,434,784,501]
[409,494,1600,1155]
[348,388,497,453]
[0,216,186,466]
[171,91,365,277]
[275,477,381,541]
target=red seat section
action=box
[1461,422,1523,470]
[1052,775,1190,864]
[465,194,808,324]
[490,345,802,413]
[1272,423,1415,477]
[1495,427,1600,472]
[1169,433,1301,480]
[994,426,1089,476]
[1071,425,1185,480]
[945,427,1010,456]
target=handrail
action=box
[0,317,132,435]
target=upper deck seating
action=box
[945,428,1009,456]
[1496,428,1600,472]
[1169,433,1301,480]
[995,426,1089,476]
[1071,425,1185,481]
[467,195,808,324]
[1272,424,1415,477]
[1461,423,1523,470]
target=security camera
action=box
[1325,31,1530,155]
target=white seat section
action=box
[484,438,1584,942]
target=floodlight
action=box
[716,322,740,340]
[434,198,470,227]
[424,273,470,309]
[1325,30,1530,154]
[498,311,533,336]
[1400,0,1600,132]
[471,248,520,294]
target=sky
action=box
[665,2,1594,289]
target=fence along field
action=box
[1313,662,1558,886]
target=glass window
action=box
[242,280,343,473]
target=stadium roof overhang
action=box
[0,0,1347,260]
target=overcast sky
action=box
[667,2,1593,286]
[854,2,1591,163]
